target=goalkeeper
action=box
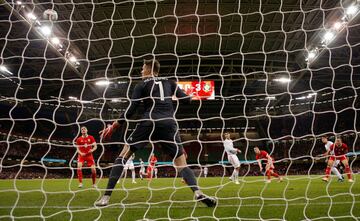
[95,59,216,207]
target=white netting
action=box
[0,0,360,220]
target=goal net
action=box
[0,0,359,220]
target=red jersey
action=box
[330,143,348,156]
[76,135,95,155]
[150,156,158,166]
[256,150,271,161]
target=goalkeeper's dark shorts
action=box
[127,120,184,159]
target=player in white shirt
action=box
[203,166,208,178]
[154,167,158,178]
[123,153,136,184]
[139,158,146,180]
[223,132,242,184]
[321,136,344,182]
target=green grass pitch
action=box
[0,175,359,220]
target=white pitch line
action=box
[0,201,357,209]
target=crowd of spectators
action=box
[1,131,359,179]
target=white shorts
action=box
[140,167,145,173]
[124,163,135,170]
[227,154,240,168]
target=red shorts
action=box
[329,155,347,161]
[78,155,95,167]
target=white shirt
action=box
[223,139,238,155]
[126,155,134,164]
[325,141,334,155]
[204,167,208,174]
[140,160,145,169]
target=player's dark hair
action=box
[144,59,160,75]
[335,136,342,141]
[321,135,328,139]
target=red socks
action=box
[325,167,331,178]
[77,169,83,183]
[345,166,352,179]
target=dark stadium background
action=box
[1,0,360,179]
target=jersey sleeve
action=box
[90,136,96,144]
[329,144,334,151]
[76,137,81,146]
[119,83,143,123]
[343,143,349,153]
[261,151,269,159]
[170,80,191,103]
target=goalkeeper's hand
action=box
[100,121,120,140]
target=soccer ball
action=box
[43,9,58,21]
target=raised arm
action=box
[257,159,263,171]
[100,83,143,139]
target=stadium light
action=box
[40,26,52,36]
[0,65,12,75]
[111,98,120,102]
[322,31,335,44]
[333,21,344,30]
[306,49,318,62]
[346,5,358,16]
[0,65,8,72]
[307,92,317,98]
[95,80,112,86]
[69,56,77,62]
[274,77,291,83]
[79,100,92,104]
[296,96,306,100]
[50,37,60,45]
[16,1,22,5]
[68,96,77,100]
[26,13,37,20]
[265,96,276,100]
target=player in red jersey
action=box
[147,154,158,180]
[322,137,353,182]
[254,147,282,183]
[76,126,97,188]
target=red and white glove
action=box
[99,121,120,140]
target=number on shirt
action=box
[154,81,165,101]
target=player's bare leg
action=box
[174,154,216,207]
[91,165,97,188]
[77,162,83,188]
[233,167,240,184]
[131,169,136,183]
[95,145,133,207]
[323,159,334,182]
[341,159,353,182]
